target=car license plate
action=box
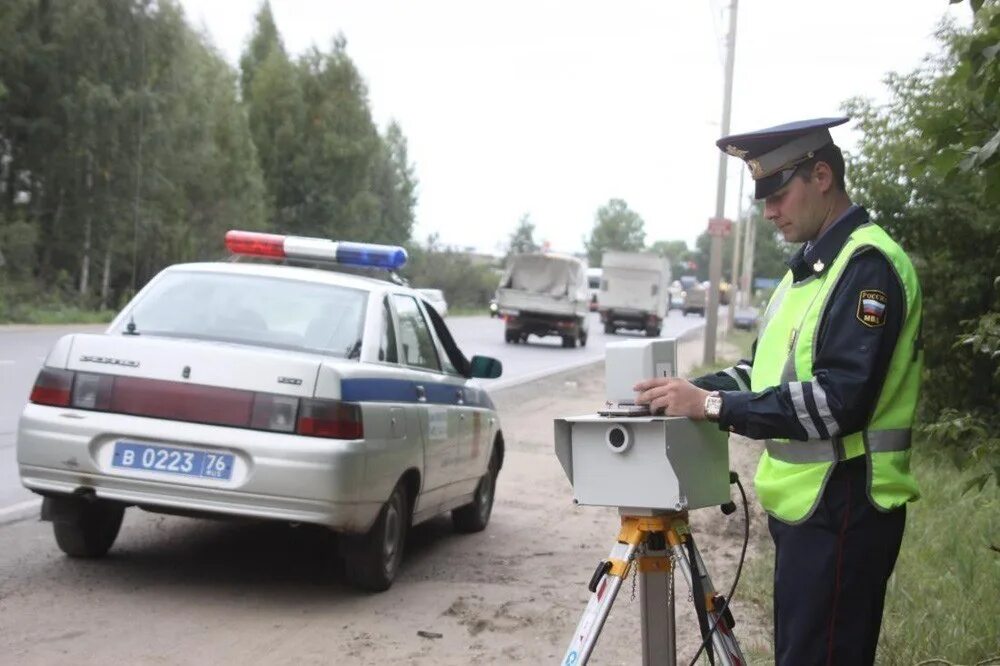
[112,441,234,481]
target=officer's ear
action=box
[812,161,836,195]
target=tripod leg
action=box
[561,526,643,665]
[668,526,747,666]
[639,532,676,666]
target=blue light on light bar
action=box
[335,242,408,270]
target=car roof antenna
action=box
[125,313,140,336]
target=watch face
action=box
[706,395,722,419]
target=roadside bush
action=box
[402,245,501,310]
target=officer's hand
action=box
[633,378,711,420]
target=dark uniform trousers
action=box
[768,456,905,666]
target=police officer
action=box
[634,117,922,666]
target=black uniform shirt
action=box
[694,206,906,441]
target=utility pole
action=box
[703,0,740,365]
[727,168,745,327]
[742,203,756,307]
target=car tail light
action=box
[72,372,114,410]
[29,368,75,406]
[251,394,299,433]
[297,398,364,439]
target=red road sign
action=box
[708,217,733,237]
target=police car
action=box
[16,231,505,591]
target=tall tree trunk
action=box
[79,152,94,297]
[100,245,112,311]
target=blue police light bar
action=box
[335,241,408,270]
[225,231,408,270]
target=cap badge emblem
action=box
[724,145,748,159]
[748,159,764,178]
[812,259,825,273]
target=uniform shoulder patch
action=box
[857,289,887,328]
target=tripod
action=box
[561,510,746,666]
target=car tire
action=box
[645,326,660,338]
[579,332,588,347]
[561,335,575,348]
[341,483,409,592]
[47,496,125,558]
[452,451,499,533]
[604,322,615,334]
[504,330,514,343]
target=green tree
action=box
[506,213,539,259]
[584,198,646,266]
[0,0,266,316]
[845,2,1000,478]
[647,239,690,269]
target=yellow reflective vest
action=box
[750,223,922,523]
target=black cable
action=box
[686,474,751,666]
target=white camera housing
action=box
[554,338,730,512]
[604,338,678,405]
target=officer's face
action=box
[763,172,825,243]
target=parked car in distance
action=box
[417,288,448,317]
[733,306,760,330]
[668,280,685,311]
[680,276,706,317]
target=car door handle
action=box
[415,385,427,403]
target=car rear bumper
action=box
[16,404,382,532]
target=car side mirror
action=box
[469,355,503,379]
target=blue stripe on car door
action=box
[341,377,490,407]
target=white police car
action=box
[16,231,505,591]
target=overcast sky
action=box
[179,0,971,255]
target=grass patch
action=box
[1,305,116,325]
[739,446,1000,665]
[447,306,490,318]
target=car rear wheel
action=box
[452,451,499,533]
[645,326,660,338]
[46,496,125,558]
[604,322,615,334]
[561,335,575,348]
[341,483,409,592]
[579,331,588,347]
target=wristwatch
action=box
[704,391,723,421]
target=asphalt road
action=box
[0,311,706,516]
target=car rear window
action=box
[119,271,368,358]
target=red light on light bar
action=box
[224,230,286,258]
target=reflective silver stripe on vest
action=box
[722,365,750,391]
[789,382,822,440]
[867,429,911,452]
[766,428,912,464]
[810,381,841,437]
[765,438,838,463]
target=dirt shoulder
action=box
[0,337,771,665]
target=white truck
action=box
[598,250,671,337]
[496,253,590,348]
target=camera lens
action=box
[605,425,632,453]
